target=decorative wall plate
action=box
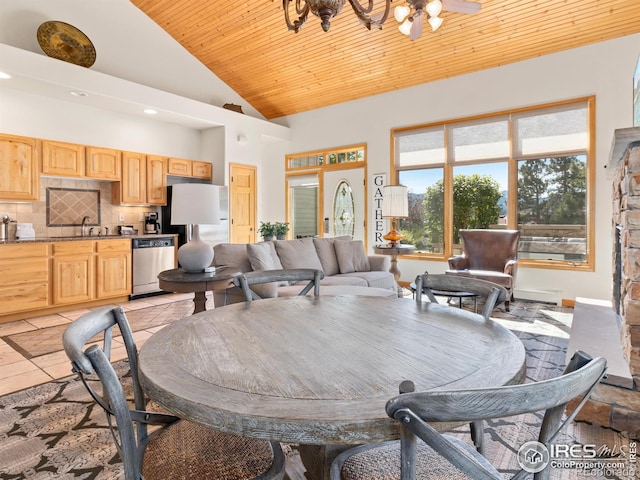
[37,21,96,68]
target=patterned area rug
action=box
[0,301,633,479]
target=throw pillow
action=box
[335,240,371,274]
[246,241,286,289]
[313,236,351,276]
[247,241,283,271]
[274,237,323,271]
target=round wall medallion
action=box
[37,21,96,68]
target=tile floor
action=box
[0,292,197,396]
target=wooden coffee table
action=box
[157,267,241,313]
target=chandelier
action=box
[283,0,392,33]
[283,0,481,38]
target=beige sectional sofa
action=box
[212,237,396,306]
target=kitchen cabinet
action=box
[168,157,212,179]
[52,241,95,305]
[118,151,147,204]
[114,153,167,205]
[41,140,84,177]
[86,146,121,180]
[0,243,49,315]
[146,155,167,205]
[167,157,192,177]
[192,160,212,179]
[0,134,39,201]
[97,239,131,298]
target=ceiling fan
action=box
[394,0,481,40]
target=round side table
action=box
[374,244,415,297]
[158,267,242,314]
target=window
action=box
[391,97,594,270]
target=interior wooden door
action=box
[322,167,365,243]
[229,163,257,244]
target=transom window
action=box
[391,97,594,270]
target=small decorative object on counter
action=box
[16,223,35,240]
[0,214,10,241]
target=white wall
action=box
[264,33,640,302]
[0,88,203,159]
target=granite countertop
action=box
[0,233,178,245]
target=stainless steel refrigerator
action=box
[162,184,229,249]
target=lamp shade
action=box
[382,185,408,218]
[171,183,221,226]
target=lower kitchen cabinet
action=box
[52,241,95,305]
[97,239,131,298]
[0,244,49,315]
[0,238,132,321]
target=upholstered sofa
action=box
[212,237,396,306]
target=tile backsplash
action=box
[47,187,101,226]
[0,177,159,239]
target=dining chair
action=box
[62,305,286,480]
[415,273,510,454]
[234,268,324,301]
[414,273,509,320]
[330,350,607,480]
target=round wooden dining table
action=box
[139,295,525,479]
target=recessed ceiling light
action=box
[144,108,158,115]
[0,71,12,79]
[69,91,88,97]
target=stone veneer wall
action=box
[613,144,640,378]
[582,142,640,438]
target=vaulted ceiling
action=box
[131,0,640,120]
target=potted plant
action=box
[258,221,276,241]
[274,222,289,240]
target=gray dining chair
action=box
[330,350,607,480]
[62,305,286,480]
[415,273,510,453]
[415,273,509,320]
[234,268,324,301]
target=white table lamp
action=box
[171,183,221,272]
[382,185,408,246]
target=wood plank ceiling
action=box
[131,0,640,120]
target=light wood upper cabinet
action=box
[192,160,212,179]
[147,155,167,205]
[0,134,39,201]
[86,146,121,180]
[42,140,85,177]
[168,157,192,177]
[119,151,147,204]
[114,153,167,205]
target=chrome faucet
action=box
[81,216,91,237]
[89,227,94,236]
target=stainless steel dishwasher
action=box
[131,236,176,297]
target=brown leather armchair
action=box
[446,229,520,311]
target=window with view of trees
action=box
[391,97,594,270]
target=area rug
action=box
[0,301,632,480]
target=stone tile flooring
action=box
[0,292,204,396]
